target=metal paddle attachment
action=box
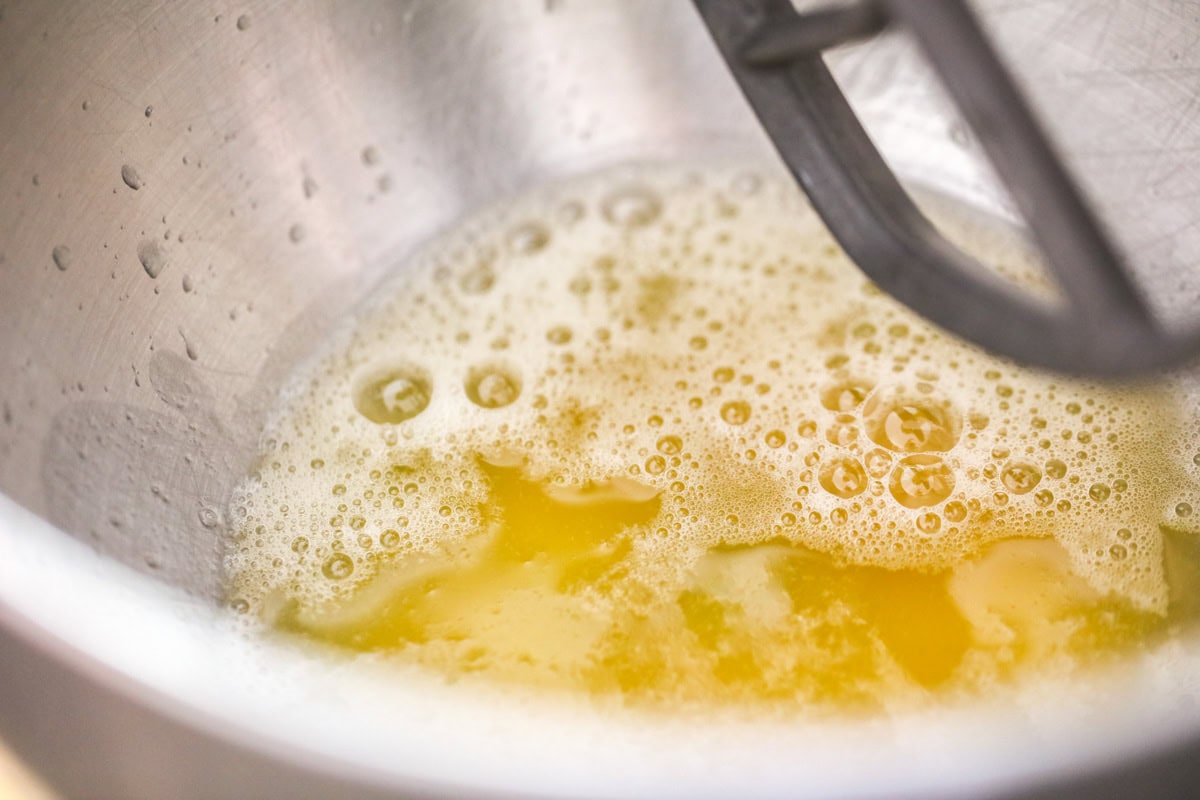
[694,0,1200,377]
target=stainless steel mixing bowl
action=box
[3,1,1200,797]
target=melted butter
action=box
[275,461,659,683]
[272,461,1166,708]
[227,163,1200,713]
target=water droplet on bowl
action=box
[51,245,71,271]
[179,329,198,361]
[121,164,143,191]
[198,506,222,528]
[137,240,166,278]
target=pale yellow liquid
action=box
[227,164,1200,713]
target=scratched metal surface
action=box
[827,0,1200,324]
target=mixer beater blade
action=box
[695,0,1200,377]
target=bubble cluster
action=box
[226,163,1200,710]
